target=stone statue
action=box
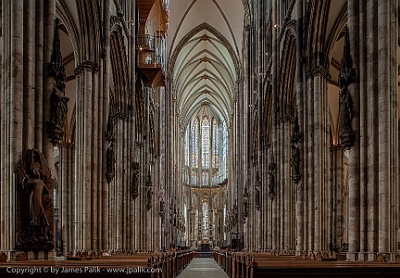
[268,162,276,200]
[16,149,54,244]
[255,187,260,210]
[338,86,355,149]
[25,163,50,241]
[338,26,355,150]
[131,162,140,199]
[50,79,69,130]
[242,189,249,219]
[213,200,218,215]
[339,87,352,134]
[160,197,165,213]
[291,143,300,175]
[47,18,69,144]
[291,116,302,144]
[268,172,275,195]
[106,141,116,183]
[291,143,302,183]
[105,94,116,141]
[255,171,261,210]
[146,178,153,210]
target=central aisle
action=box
[177,258,229,278]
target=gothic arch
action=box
[110,24,129,115]
[325,4,347,145]
[278,28,297,117]
[262,79,273,147]
[325,3,347,62]
[75,0,101,64]
[56,0,81,63]
[305,0,331,69]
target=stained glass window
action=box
[191,170,197,185]
[202,172,209,186]
[185,126,190,166]
[202,201,209,238]
[201,117,210,168]
[219,121,228,181]
[192,118,199,167]
[212,118,219,168]
[223,205,227,240]
[185,108,228,186]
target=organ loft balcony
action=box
[135,0,169,88]
[136,35,166,88]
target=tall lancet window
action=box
[212,118,219,168]
[219,121,228,181]
[202,201,209,238]
[185,127,190,166]
[201,117,210,168]
[192,118,199,168]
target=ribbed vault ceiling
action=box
[168,0,245,127]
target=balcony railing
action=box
[136,34,155,51]
[137,35,166,71]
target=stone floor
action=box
[177,258,229,278]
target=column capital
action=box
[306,64,331,80]
[74,60,100,75]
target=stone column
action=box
[1,0,23,252]
[295,0,305,255]
[282,115,292,252]
[329,145,343,253]
[305,74,314,253]
[346,0,361,260]
[312,71,323,252]
[389,0,398,257]
[74,61,100,251]
[377,0,397,256]
[365,0,378,260]
[61,143,75,254]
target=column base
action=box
[350,252,396,262]
[346,252,359,261]
[25,250,56,260]
[377,252,394,262]
[357,252,376,261]
[1,250,18,261]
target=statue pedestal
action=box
[16,242,54,251]
[16,242,55,260]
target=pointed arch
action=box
[110,24,129,115]
[278,27,297,117]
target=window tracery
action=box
[184,108,228,186]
